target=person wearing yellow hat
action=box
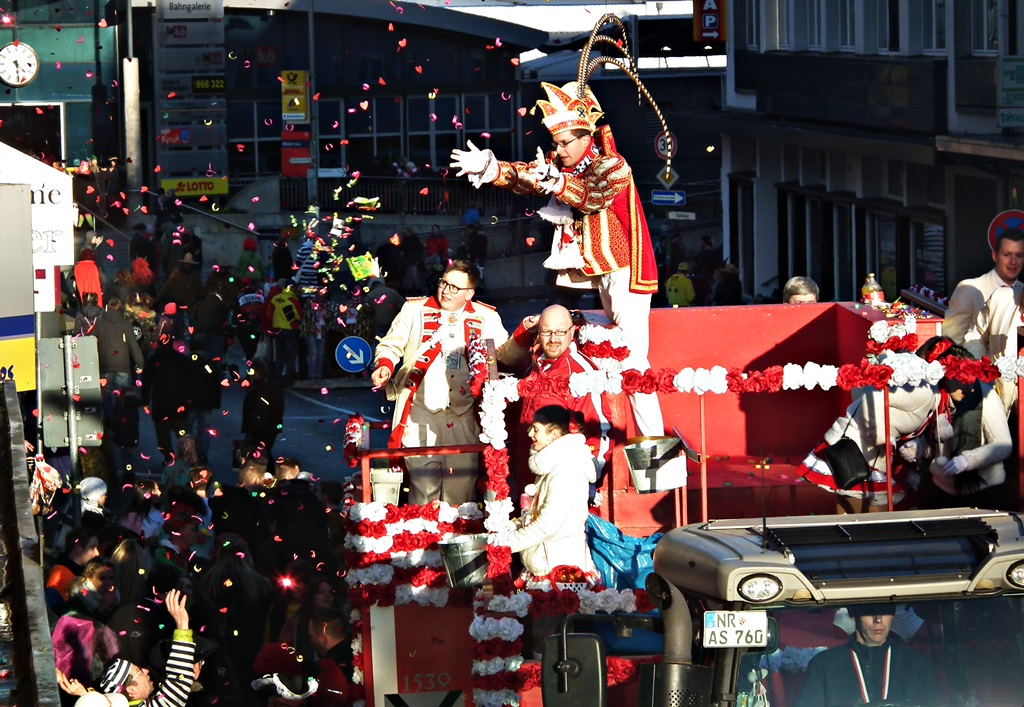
[450,73,665,436]
[666,262,696,308]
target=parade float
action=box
[337,294,1024,707]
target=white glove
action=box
[942,455,969,476]
[449,140,498,188]
[898,437,924,462]
[936,414,954,442]
[529,146,564,194]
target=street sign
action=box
[694,0,728,42]
[668,211,697,221]
[652,189,686,206]
[656,167,680,190]
[655,130,677,160]
[336,336,373,373]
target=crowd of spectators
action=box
[47,455,353,706]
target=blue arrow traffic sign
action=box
[335,336,373,373]
[651,189,686,206]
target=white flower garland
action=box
[469,616,526,642]
[474,688,521,707]
[483,498,516,533]
[479,376,521,448]
[577,323,629,348]
[868,315,916,344]
[472,655,525,676]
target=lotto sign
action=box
[694,0,728,42]
[161,177,229,196]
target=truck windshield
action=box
[735,594,1024,707]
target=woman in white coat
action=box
[500,405,598,586]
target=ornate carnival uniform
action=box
[374,296,510,505]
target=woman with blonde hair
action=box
[110,537,152,607]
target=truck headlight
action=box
[1006,561,1024,589]
[737,574,782,602]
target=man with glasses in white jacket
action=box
[371,260,517,505]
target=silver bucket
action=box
[624,436,686,493]
[438,533,489,589]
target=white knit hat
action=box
[79,476,107,503]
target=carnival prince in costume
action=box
[449,17,670,436]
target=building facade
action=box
[699,0,1024,302]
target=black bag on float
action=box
[822,438,872,490]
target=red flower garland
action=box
[865,334,919,355]
[942,355,1000,384]
[580,340,629,361]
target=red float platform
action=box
[593,302,942,536]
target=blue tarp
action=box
[586,513,663,590]
[585,514,664,654]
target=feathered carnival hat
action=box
[536,15,674,179]
[532,81,603,135]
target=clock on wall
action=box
[0,42,38,88]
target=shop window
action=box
[807,0,822,50]
[745,0,762,50]
[876,0,900,53]
[923,0,947,54]
[345,98,374,136]
[776,0,791,49]
[972,0,999,55]
[914,222,946,293]
[839,0,856,51]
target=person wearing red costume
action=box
[498,304,623,495]
[450,80,664,437]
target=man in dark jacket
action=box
[242,357,284,462]
[140,338,195,465]
[91,297,145,420]
[796,603,938,707]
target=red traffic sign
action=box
[988,209,1024,252]
[694,0,728,42]
[655,130,677,160]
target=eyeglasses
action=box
[124,666,143,689]
[551,136,583,150]
[538,329,572,338]
[438,280,473,294]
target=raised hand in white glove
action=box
[449,140,498,188]
[529,146,564,194]
[942,455,969,476]
[898,437,925,462]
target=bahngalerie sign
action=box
[158,0,224,20]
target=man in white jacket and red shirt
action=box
[498,304,622,497]
[450,81,663,438]
[371,260,514,505]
